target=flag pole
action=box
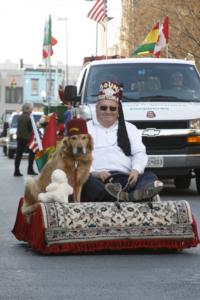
[45,59,48,112]
[96,22,98,56]
[47,14,52,113]
[105,0,108,58]
[166,44,169,58]
[45,54,51,114]
[105,18,108,58]
[47,49,52,113]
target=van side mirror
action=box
[64,86,81,106]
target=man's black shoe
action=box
[27,171,38,176]
[14,172,23,177]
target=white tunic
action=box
[87,117,148,174]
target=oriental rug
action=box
[42,200,195,244]
[12,198,199,254]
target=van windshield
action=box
[85,63,200,103]
[10,114,42,128]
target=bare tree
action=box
[119,0,200,68]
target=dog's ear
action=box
[87,134,94,151]
[61,137,70,153]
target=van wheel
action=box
[3,146,7,156]
[174,175,191,189]
[195,170,200,194]
[8,149,15,159]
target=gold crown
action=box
[98,81,122,102]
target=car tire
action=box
[8,149,15,159]
[3,146,7,156]
[174,175,191,189]
[195,170,200,194]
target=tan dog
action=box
[22,133,93,217]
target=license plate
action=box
[147,156,164,168]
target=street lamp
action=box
[58,17,68,85]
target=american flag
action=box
[87,0,107,26]
[28,129,43,153]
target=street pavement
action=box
[0,149,200,300]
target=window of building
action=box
[31,79,39,96]
[5,87,23,104]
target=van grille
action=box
[132,120,189,129]
[130,121,189,151]
[142,136,187,151]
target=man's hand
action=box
[128,169,139,186]
[92,171,111,182]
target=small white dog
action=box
[38,169,73,204]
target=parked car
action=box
[6,111,43,159]
[0,112,12,155]
[64,57,200,194]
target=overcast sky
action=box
[0,0,121,67]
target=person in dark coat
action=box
[14,103,38,177]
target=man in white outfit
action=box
[81,81,163,202]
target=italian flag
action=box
[42,15,57,59]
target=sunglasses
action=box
[99,105,118,112]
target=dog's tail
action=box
[24,176,39,205]
[22,176,40,216]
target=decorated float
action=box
[12,197,199,254]
[12,86,199,254]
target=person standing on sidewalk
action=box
[14,103,38,177]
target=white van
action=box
[64,57,200,194]
[6,111,43,158]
